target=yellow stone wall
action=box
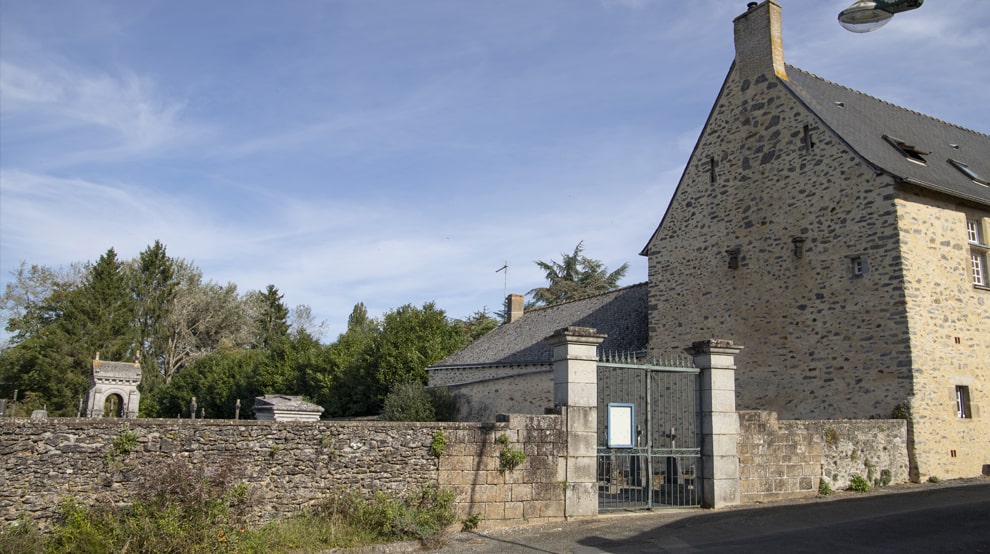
[896,193,989,480]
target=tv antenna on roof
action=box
[496,261,508,301]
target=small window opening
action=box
[792,236,806,258]
[850,256,866,277]
[727,248,740,270]
[883,135,929,165]
[949,159,989,186]
[956,386,972,419]
[709,156,717,184]
[803,124,815,151]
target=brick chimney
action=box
[505,294,524,323]
[733,1,788,81]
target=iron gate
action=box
[597,351,701,510]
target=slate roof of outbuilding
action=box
[783,65,990,207]
[430,283,648,368]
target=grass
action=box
[1,459,455,554]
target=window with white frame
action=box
[956,386,972,419]
[968,219,989,287]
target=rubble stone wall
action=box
[0,415,565,529]
[738,411,909,502]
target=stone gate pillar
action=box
[687,339,743,508]
[547,326,606,518]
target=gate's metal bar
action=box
[598,352,702,511]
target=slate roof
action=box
[783,65,990,207]
[431,283,648,368]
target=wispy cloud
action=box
[0,59,208,163]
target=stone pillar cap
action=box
[685,339,744,355]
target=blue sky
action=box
[2,0,988,341]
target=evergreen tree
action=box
[528,241,629,307]
[132,240,178,380]
[250,284,290,350]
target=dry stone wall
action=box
[738,411,909,502]
[0,416,566,529]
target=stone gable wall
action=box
[738,411,909,502]
[645,65,912,423]
[0,416,566,529]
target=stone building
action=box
[642,1,989,480]
[84,356,141,418]
[429,284,648,422]
[435,2,988,482]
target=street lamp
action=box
[838,0,924,33]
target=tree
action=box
[0,249,135,415]
[318,303,379,417]
[528,241,629,307]
[249,285,290,350]
[72,248,136,361]
[458,310,500,342]
[157,262,250,383]
[365,302,466,413]
[132,241,178,378]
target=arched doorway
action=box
[103,393,125,418]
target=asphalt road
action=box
[433,480,990,553]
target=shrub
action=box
[319,486,455,547]
[461,513,482,531]
[848,474,871,492]
[818,479,833,496]
[430,431,447,458]
[428,386,458,422]
[928,475,940,484]
[48,458,253,553]
[382,382,436,422]
[0,519,46,554]
[382,382,459,422]
[879,469,892,487]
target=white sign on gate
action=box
[607,403,635,448]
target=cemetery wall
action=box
[0,415,566,529]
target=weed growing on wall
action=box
[848,474,871,492]
[104,427,139,466]
[818,479,833,496]
[824,427,839,447]
[461,512,482,531]
[496,433,526,473]
[430,431,447,458]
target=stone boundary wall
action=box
[738,411,909,503]
[0,415,565,529]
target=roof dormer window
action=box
[883,135,929,165]
[949,159,989,186]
